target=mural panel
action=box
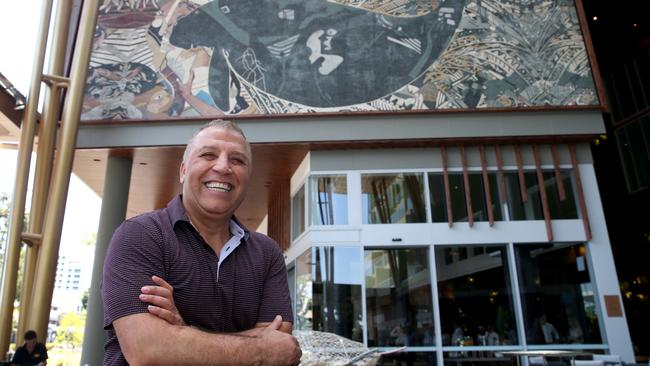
[81,0,599,120]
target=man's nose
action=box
[211,155,232,173]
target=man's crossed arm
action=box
[113,276,301,366]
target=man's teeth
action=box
[205,182,232,192]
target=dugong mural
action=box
[168,0,464,111]
[80,0,599,120]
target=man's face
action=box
[180,127,251,221]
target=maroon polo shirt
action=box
[101,196,293,366]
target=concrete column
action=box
[80,156,132,366]
[580,163,635,362]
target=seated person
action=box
[11,330,47,366]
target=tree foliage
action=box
[54,312,85,349]
[81,289,89,311]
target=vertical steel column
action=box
[17,0,73,345]
[0,0,55,354]
[81,155,132,366]
[26,0,99,340]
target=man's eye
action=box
[200,152,216,159]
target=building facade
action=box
[283,142,632,364]
[0,0,639,364]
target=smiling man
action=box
[101,120,301,365]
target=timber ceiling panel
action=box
[73,144,308,231]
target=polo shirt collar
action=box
[168,195,251,240]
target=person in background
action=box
[11,330,47,366]
[540,314,560,344]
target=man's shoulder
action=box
[243,231,284,256]
[246,231,280,249]
[120,206,172,231]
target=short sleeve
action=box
[38,343,48,361]
[257,239,293,324]
[11,347,25,363]
[102,219,166,329]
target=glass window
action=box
[428,174,447,222]
[362,173,426,224]
[626,120,650,191]
[365,247,435,347]
[436,245,519,347]
[506,171,578,220]
[430,173,503,223]
[505,172,544,220]
[309,175,348,225]
[466,173,503,222]
[295,249,312,330]
[384,352,438,365]
[312,246,363,342]
[515,243,602,345]
[444,352,516,366]
[292,184,305,240]
[449,174,467,222]
[543,171,578,219]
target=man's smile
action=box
[204,181,232,192]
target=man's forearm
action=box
[114,313,300,366]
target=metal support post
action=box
[25,0,99,341]
[0,0,55,354]
[16,0,74,345]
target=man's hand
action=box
[255,315,302,366]
[139,275,185,326]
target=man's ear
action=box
[179,162,186,184]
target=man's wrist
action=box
[249,335,266,365]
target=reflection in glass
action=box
[436,245,519,347]
[383,352,438,365]
[365,247,434,347]
[362,173,426,224]
[506,171,579,220]
[428,173,503,223]
[449,174,467,223]
[312,246,363,342]
[292,185,305,240]
[295,249,312,330]
[505,172,543,220]
[310,175,348,225]
[468,173,503,222]
[443,352,516,366]
[428,174,447,222]
[516,243,602,345]
[543,171,578,219]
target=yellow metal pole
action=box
[0,0,54,355]
[27,0,99,340]
[17,0,73,346]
